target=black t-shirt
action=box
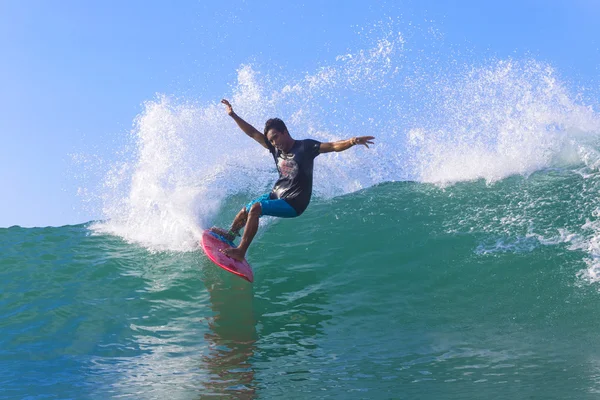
[267,139,321,215]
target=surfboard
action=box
[200,229,254,283]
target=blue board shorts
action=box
[246,193,298,218]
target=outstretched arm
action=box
[221,99,269,149]
[319,136,375,153]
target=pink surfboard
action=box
[200,230,254,283]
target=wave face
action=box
[6,174,600,398]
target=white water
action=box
[85,24,600,258]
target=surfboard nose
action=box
[201,230,254,282]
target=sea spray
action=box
[86,24,600,280]
[407,59,600,183]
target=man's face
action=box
[266,128,287,150]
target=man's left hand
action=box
[353,136,376,148]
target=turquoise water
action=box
[5,171,600,399]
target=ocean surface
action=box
[5,173,600,399]
[6,23,600,399]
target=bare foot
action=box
[222,246,246,261]
[210,227,235,242]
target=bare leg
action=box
[210,208,248,241]
[229,208,248,235]
[223,203,261,261]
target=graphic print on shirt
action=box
[277,156,299,179]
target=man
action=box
[212,99,375,261]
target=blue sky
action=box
[1,0,598,227]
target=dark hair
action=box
[264,118,288,136]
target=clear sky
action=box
[1,0,599,227]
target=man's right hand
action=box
[221,99,234,116]
[221,98,269,149]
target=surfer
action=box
[212,99,375,261]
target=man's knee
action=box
[248,202,262,218]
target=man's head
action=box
[264,118,294,152]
